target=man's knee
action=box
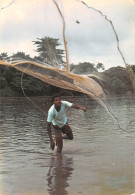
[64,125,73,140]
[67,133,73,140]
[69,136,73,140]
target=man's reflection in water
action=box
[47,154,74,195]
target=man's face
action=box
[53,97,61,107]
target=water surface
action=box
[0,96,135,195]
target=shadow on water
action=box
[47,153,74,195]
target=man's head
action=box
[52,94,61,107]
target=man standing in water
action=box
[47,94,87,153]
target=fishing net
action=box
[0,60,104,100]
[0,0,134,130]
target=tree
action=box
[71,62,97,74]
[102,66,133,94]
[126,64,135,93]
[131,65,135,73]
[11,52,32,60]
[0,52,9,60]
[96,62,105,71]
[33,37,65,68]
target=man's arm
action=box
[47,122,55,150]
[71,104,87,112]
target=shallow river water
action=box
[0,96,135,195]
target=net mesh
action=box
[0,59,105,100]
[0,0,134,130]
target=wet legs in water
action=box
[54,124,73,153]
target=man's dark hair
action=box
[52,94,61,102]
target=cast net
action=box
[0,0,134,130]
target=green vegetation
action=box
[70,62,98,74]
[101,66,133,95]
[33,36,65,69]
[0,65,61,97]
[126,65,135,93]
[0,36,134,97]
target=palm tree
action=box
[0,52,9,60]
[33,36,65,68]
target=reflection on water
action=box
[47,154,73,195]
[0,96,135,195]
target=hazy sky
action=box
[0,0,135,69]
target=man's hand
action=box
[80,107,87,112]
[86,105,91,110]
[71,104,91,112]
[50,140,55,150]
[72,104,86,112]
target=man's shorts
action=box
[53,123,73,140]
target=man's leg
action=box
[54,129,63,153]
[62,124,73,140]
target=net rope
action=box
[0,0,134,131]
[80,0,128,67]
